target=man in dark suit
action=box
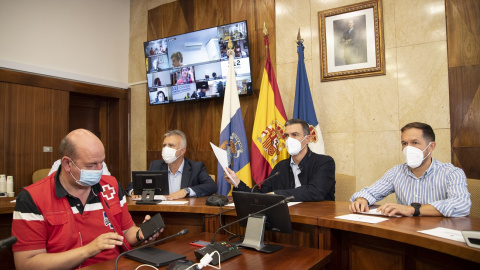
[148,130,217,200]
[340,19,358,65]
[226,119,335,202]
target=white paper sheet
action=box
[209,142,233,182]
[360,205,402,218]
[132,195,167,201]
[417,227,466,243]
[335,214,389,224]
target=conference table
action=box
[2,197,480,269]
[82,232,332,269]
[128,197,480,269]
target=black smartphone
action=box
[190,240,210,247]
[139,213,165,241]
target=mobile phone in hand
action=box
[139,213,165,240]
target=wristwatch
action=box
[184,188,190,196]
[411,203,421,216]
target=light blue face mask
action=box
[69,159,103,186]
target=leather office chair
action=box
[32,168,51,184]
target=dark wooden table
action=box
[128,198,480,269]
[81,232,332,270]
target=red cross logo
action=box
[102,184,116,200]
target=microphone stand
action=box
[250,171,279,192]
[0,236,17,250]
[210,195,294,252]
[114,229,189,270]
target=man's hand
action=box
[85,232,124,257]
[224,167,240,187]
[166,189,187,200]
[349,197,369,213]
[137,215,163,244]
[377,203,414,217]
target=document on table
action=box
[417,227,465,243]
[360,205,402,218]
[210,142,233,182]
[335,214,389,224]
[132,195,167,201]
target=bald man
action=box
[12,129,160,269]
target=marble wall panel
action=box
[131,84,148,171]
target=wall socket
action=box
[43,146,53,152]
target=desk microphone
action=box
[250,171,280,193]
[114,229,189,270]
[210,195,294,243]
[0,236,17,250]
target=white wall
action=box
[0,0,130,89]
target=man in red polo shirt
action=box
[12,129,160,269]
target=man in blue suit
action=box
[148,130,217,200]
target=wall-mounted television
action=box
[143,20,253,105]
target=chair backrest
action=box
[32,168,51,184]
[467,178,480,217]
[335,173,356,202]
[209,174,216,182]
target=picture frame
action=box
[318,0,385,81]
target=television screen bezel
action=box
[143,20,253,106]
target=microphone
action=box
[251,171,280,193]
[0,236,17,250]
[210,195,294,243]
[114,229,189,270]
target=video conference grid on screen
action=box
[144,21,253,105]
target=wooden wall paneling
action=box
[33,88,55,172]
[193,0,231,30]
[0,84,6,174]
[1,69,126,193]
[146,0,275,181]
[446,0,480,179]
[0,69,126,99]
[117,94,130,189]
[51,91,69,170]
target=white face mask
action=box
[162,146,181,164]
[286,136,308,156]
[403,142,432,169]
[69,159,103,186]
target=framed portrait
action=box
[318,0,385,81]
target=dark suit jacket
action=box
[148,158,217,197]
[234,148,335,202]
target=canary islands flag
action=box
[216,44,252,195]
[293,41,325,154]
[250,35,289,183]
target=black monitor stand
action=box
[136,189,162,205]
[238,215,284,253]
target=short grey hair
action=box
[164,130,187,148]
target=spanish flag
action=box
[250,35,289,183]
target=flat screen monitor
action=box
[132,171,168,204]
[143,20,252,105]
[232,191,292,253]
